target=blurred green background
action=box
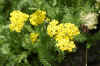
[0,0,100,66]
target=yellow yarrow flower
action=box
[9,23,24,32]
[55,33,69,41]
[47,22,80,39]
[56,39,76,52]
[47,20,80,52]
[64,23,80,37]
[30,33,39,43]
[47,20,59,37]
[9,10,29,32]
[29,10,46,26]
[57,24,66,34]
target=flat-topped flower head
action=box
[47,21,80,52]
[47,19,59,37]
[56,39,76,52]
[9,10,29,32]
[64,23,80,37]
[55,34,69,41]
[29,10,46,26]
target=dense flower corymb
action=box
[64,23,80,37]
[47,20,80,52]
[56,39,76,52]
[9,10,29,32]
[29,10,46,26]
[47,20,59,37]
[30,33,39,43]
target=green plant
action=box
[0,0,100,66]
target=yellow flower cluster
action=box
[64,23,80,37]
[9,10,46,32]
[9,10,80,52]
[29,10,46,26]
[56,39,76,52]
[47,20,59,37]
[30,33,39,43]
[47,20,80,52]
[9,10,29,32]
